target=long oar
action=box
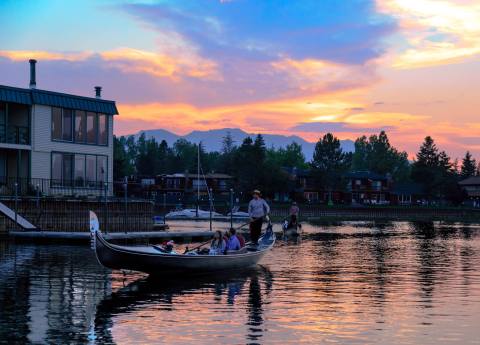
[183,238,212,254]
[234,221,251,230]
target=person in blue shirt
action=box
[225,228,241,252]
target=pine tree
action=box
[415,136,439,166]
[311,133,350,199]
[352,131,410,181]
[460,151,477,179]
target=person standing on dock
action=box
[248,190,270,245]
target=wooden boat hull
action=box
[94,228,275,275]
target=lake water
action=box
[1,221,480,345]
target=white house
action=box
[0,59,118,196]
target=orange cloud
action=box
[271,57,378,91]
[100,48,219,80]
[377,0,480,68]
[0,48,219,80]
[0,50,93,62]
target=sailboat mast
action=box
[196,143,200,217]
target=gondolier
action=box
[248,190,270,245]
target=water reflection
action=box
[1,221,480,345]
[94,267,273,345]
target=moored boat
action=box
[90,211,275,275]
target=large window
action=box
[86,112,97,144]
[52,152,108,188]
[52,108,63,140]
[97,155,107,184]
[75,110,86,143]
[52,107,108,145]
[86,155,96,187]
[98,114,107,145]
[74,154,85,186]
[52,107,73,141]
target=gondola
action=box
[90,211,275,275]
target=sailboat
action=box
[165,143,224,220]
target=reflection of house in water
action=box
[0,243,110,344]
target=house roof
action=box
[346,170,388,180]
[0,85,118,115]
[459,176,480,186]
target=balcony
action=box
[0,125,30,145]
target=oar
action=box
[234,221,251,230]
[183,238,212,254]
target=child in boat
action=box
[209,230,226,255]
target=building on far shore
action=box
[390,182,425,205]
[0,60,118,196]
[459,176,480,207]
[345,171,391,205]
[137,173,234,202]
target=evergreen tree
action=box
[411,136,461,203]
[352,131,410,181]
[218,132,237,174]
[311,133,350,200]
[460,151,477,179]
[113,135,134,179]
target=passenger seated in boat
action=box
[209,230,226,255]
[154,240,177,254]
[237,233,246,248]
[225,228,241,252]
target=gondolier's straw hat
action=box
[253,189,261,195]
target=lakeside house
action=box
[0,60,118,196]
[390,182,425,205]
[132,173,234,202]
[345,171,391,205]
[459,176,480,207]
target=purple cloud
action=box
[290,121,395,133]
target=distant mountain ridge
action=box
[134,128,354,159]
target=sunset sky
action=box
[0,0,479,159]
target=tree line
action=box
[114,131,479,203]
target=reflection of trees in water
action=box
[94,266,273,345]
[0,243,110,345]
[411,221,459,305]
[246,274,263,343]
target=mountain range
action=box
[134,128,355,159]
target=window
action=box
[86,155,96,187]
[52,152,107,188]
[53,108,108,145]
[62,109,73,141]
[75,110,86,143]
[86,112,97,144]
[97,155,107,185]
[192,179,207,190]
[52,108,63,140]
[63,153,73,186]
[74,154,85,186]
[52,153,63,185]
[52,107,73,141]
[98,114,107,145]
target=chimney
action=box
[29,59,37,89]
[95,86,102,99]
